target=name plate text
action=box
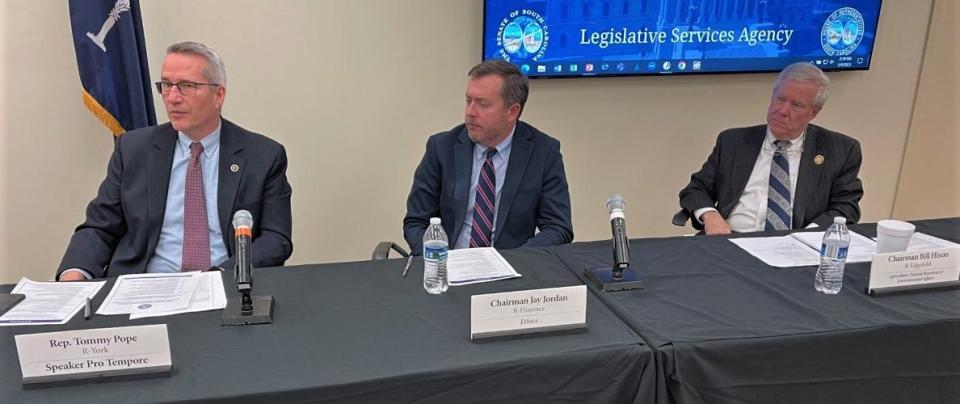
[869,247,960,294]
[471,285,586,340]
[15,324,171,386]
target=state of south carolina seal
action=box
[821,7,865,56]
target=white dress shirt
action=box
[696,130,807,232]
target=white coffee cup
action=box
[876,220,916,253]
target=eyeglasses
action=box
[155,80,220,95]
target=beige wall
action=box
[0,0,948,283]
[893,0,960,219]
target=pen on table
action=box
[84,297,92,320]
[402,255,414,278]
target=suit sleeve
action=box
[678,133,725,230]
[522,141,573,247]
[219,145,293,270]
[810,138,863,227]
[403,137,442,254]
[57,137,129,279]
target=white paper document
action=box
[793,231,960,264]
[97,272,202,316]
[447,247,522,285]
[129,271,227,319]
[790,231,878,263]
[0,278,105,326]
[903,232,960,251]
[732,231,960,268]
[729,236,821,267]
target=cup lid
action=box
[877,220,916,236]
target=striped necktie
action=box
[181,142,210,271]
[765,140,792,231]
[469,148,498,248]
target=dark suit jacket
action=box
[57,118,293,278]
[679,124,863,230]
[403,121,573,254]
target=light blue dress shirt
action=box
[454,128,515,249]
[146,125,229,272]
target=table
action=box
[2,248,653,403]
[548,217,960,404]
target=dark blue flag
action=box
[69,0,156,136]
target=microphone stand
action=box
[585,196,644,292]
[223,212,275,326]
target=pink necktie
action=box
[181,142,210,271]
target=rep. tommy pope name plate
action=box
[470,285,587,340]
[868,247,960,295]
[15,324,171,387]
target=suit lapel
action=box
[495,123,532,244]
[723,127,765,215]
[793,126,823,228]
[146,125,178,256]
[217,119,245,245]
[451,128,473,240]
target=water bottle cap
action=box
[833,216,846,224]
[429,217,441,225]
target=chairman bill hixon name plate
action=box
[15,324,171,387]
[471,285,587,340]
[868,247,960,295]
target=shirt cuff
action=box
[693,207,719,224]
[59,268,93,280]
[805,222,819,229]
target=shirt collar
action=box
[177,123,222,158]
[475,125,516,159]
[764,128,804,151]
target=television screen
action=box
[483,0,883,78]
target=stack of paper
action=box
[98,272,227,319]
[0,278,105,326]
[447,247,522,285]
[730,231,959,268]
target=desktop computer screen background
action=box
[483,0,882,77]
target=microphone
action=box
[606,194,630,279]
[223,210,274,325]
[232,210,253,292]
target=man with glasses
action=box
[676,62,863,234]
[57,41,292,280]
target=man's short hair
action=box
[773,62,831,108]
[167,41,227,86]
[468,60,529,116]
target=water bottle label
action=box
[424,246,447,260]
[820,244,848,260]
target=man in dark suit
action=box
[404,60,573,254]
[58,41,292,280]
[678,62,863,234]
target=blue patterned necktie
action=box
[765,140,792,231]
[469,148,498,247]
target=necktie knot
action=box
[485,148,498,160]
[773,140,790,155]
[190,142,204,161]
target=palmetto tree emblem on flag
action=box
[86,0,131,52]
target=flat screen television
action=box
[483,0,883,78]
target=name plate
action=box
[471,285,587,340]
[868,247,960,295]
[15,324,171,387]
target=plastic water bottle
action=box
[815,216,850,294]
[423,217,449,294]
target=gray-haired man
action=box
[678,62,864,235]
[58,41,292,280]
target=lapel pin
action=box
[814,155,825,165]
[230,164,240,173]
